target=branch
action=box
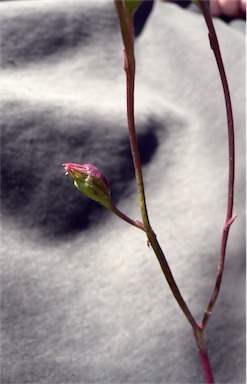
[198,0,236,329]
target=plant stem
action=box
[194,327,215,384]
[115,2,217,382]
[199,0,236,329]
[147,230,198,330]
[115,0,151,231]
[111,203,145,231]
[114,0,197,331]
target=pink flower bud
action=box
[63,163,113,209]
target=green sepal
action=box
[191,0,210,9]
[124,0,142,17]
[73,176,113,210]
[63,163,114,210]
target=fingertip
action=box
[240,0,246,13]
[210,0,222,16]
[218,0,240,17]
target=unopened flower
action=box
[124,0,142,17]
[191,0,209,9]
[63,163,113,209]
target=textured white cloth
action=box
[1,1,245,383]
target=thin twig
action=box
[194,327,214,384]
[115,0,151,230]
[114,0,197,332]
[199,0,236,329]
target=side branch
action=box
[199,0,236,329]
[115,0,197,332]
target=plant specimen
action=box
[63,1,236,383]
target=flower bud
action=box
[63,163,113,209]
[124,0,142,17]
[191,0,200,8]
[191,0,209,9]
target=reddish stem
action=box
[114,0,197,331]
[194,326,215,384]
[198,349,215,383]
[199,0,236,329]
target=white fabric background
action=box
[1,1,245,383]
